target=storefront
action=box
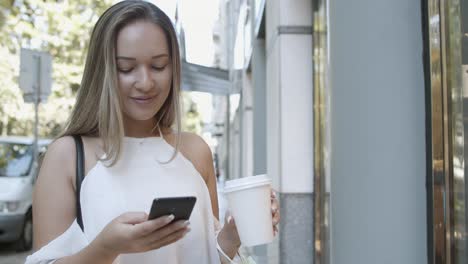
[312,0,468,263]
[425,0,468,263]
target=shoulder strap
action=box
[72,135,85,231]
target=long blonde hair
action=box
[60,0,181,165]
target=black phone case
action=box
[148,196,197,221]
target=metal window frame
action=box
[423,0,464,263]
[312,0,331,263]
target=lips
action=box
[130,95,156,105]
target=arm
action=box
[32,137,118,264]
[179,133,240,259]
[33,137,76,250]
[53,244,117,264]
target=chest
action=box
[79,153,211,241]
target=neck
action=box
[123,116,160,138]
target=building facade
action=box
[214,0,468,263]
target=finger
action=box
[271,205,278,213]
[271,199,279,214]
[132,214,175,237]
[273,214,281,225]
[118,212,149,225]
[227,215,235,225]
[272,209,281,224]
[271,196,279,205]
[224,210,233,225]
[148,226,191,250]
[225,215,237,229]
[145,220,190,244]
[271,202,279,214]
[270,189,277,198]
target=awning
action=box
[181,61,231,95]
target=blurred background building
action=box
[213,0,314,262]
[211,0,468,264]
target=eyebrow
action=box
[116,54,169,60]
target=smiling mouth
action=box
[131,96,156,104]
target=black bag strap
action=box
[72,135,85,231]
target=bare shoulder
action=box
[42,136,76,179]
[44,135,102,185]
[180,131,210,151]
[47,136,75,155]
[164,131,214,181]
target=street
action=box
[0,243,30,264]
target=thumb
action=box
[118,212,148,225]
[224,210,235,226]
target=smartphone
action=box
[148,196,197,221]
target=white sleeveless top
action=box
[26,136,221,264]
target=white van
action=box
[0,136,51,251]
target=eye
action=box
[152,65,166,71]
[118,68,133,73]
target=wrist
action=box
[90,238,119,263]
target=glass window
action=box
[0,142,33,177]
[426,0,468,262]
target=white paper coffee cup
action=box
[223,174,273,247]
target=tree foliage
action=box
[0,0,113,137]
[0,0,203,137]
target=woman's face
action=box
[115,20,172,123]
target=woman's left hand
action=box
[271,189,281,236]
[217,211,241,259]
[217,189,281,259]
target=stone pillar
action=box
[266,0,314,263]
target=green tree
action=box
[181,92,203,134]
[0,0,202,137]
[0,0,113,137]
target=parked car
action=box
[0,136,51,251]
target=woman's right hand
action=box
[92,212,190,258]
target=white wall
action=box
[266,5,281,189]
[241,72,254,178]
[329,0,427,263]
[266,0,314,193]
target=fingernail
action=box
[183,220,190,226]
[167,214,175,221]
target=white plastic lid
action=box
[223,174,271,193]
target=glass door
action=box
[425,0,467,263]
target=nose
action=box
[134,67,155,91]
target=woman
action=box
[26,1,280,263]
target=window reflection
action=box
[453,0,467,262]
[427,0,467,263]
[313,0,330,263]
